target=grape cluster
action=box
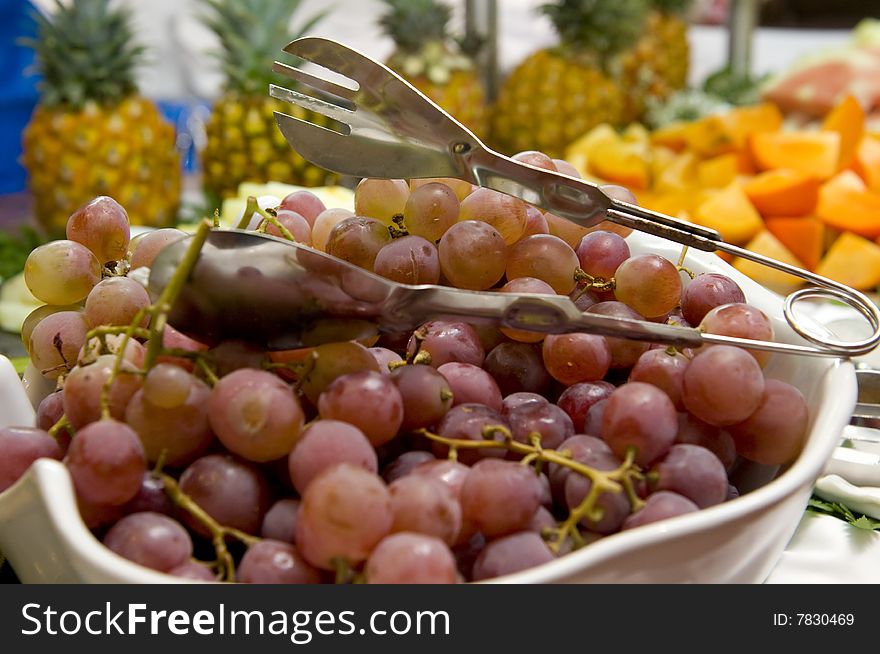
[0,155,810,584]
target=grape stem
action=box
[573,268,615,293]
[47,414,71,441]
[98,220,214,419]
[676,245,696,279]
[418,426,643,553]
[159,472,259,582]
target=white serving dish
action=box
[0,230,856,583]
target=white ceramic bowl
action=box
[0,230,856,583]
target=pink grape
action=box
[311,207,355,251]
[507,401,574,450]
[460,459,542,537]
[63,354,142,428]
[681,273,746,326]
[261,498,300,544]
[438,220,507,290]
[651,444,728,508]
[29,310,89,379]
[388,475,462,545]
[602,382,678,466]
[522,205,550,237]
[366,533,458,584]
[564,454,631,534]
[628,348,689,409]
[237,540,321,584]
[287,420,378,494]
[368,346,403,373]
[575,231,630,280]
[437,362,503,412]
[435,404,509,464]
[381,451,436,484]
[484,342,553,396]
[102,512,192,572]
[279,190,326,225]
[354,178,410,226]
[614,254,682,318]
[403,182,460,242]
[728,379,809,465]
[410,459,471,499]
[265,209,312,245]
[459,187,528,245]
[208,368,305,462]
[168,561,216,581]
[66,419,146,506]
[542,333,611,385]
[501,391,548,418]
[128,228,187,270]
[84,276,150,328]
[622,491,699,530]
[389,364,454,430]
[373,235,440,284]
[178,454,270,536]
[317,371,404,446]
[125,372,213,467]
[406,320,485,368]
[556,381,615,432]
[325,216,391,270]
[295,464,393,569]
[410,177,472,201]
[699,303,775,367]
[506,234,579,294]
[0,426,63,492]
[675,413,737,471]
[682,345,765,426]
[512,150,557,170]
[66,196,131,263]
[583,398,608,437]
[472,532,554,581]
[122,472,174,516]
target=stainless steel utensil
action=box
[149,229,869,357]
[265,36,880,358]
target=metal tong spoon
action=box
[149,229,867,357]
[258,36,880,358]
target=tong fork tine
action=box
[268,37,880,359]
[271,60,358,105]
[269,84,354,131]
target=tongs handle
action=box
[459,146,880,359]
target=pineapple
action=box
[21,0,180,236]
[619,0,693,124]
[200,0,338,201]
[379,0,488,139]
[490,0,648,159]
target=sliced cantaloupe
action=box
[588,139,651,190]
[621,123,650,144]
[749,131,841,179]
[564,123,619,177]
[685,115,737,157]
[697,153,740,188]
[724,103,785,147]
[853,135,880,192]
[732,230,805,291]
[654,150,698,192]
[740,169,821,217]
[764,216,824,270]
[816,231,880,290]
[821,94,865,170]
[693,184,764,245]
[816,170,880,239]
[650,121,690,151]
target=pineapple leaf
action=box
[22,0,144,109]
[540,0,650,59]
[199,0,331,96]
[379,0,451,53]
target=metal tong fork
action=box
[266,36,880,358]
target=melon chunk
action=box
[693,185,763,244]
[816,231,880,290]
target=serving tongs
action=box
[151,37,880,358]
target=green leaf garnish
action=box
[807,495,880,530]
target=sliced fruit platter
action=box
[565,95,880,293]
[0,146,857,583]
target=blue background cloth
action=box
[0,0,39,194]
